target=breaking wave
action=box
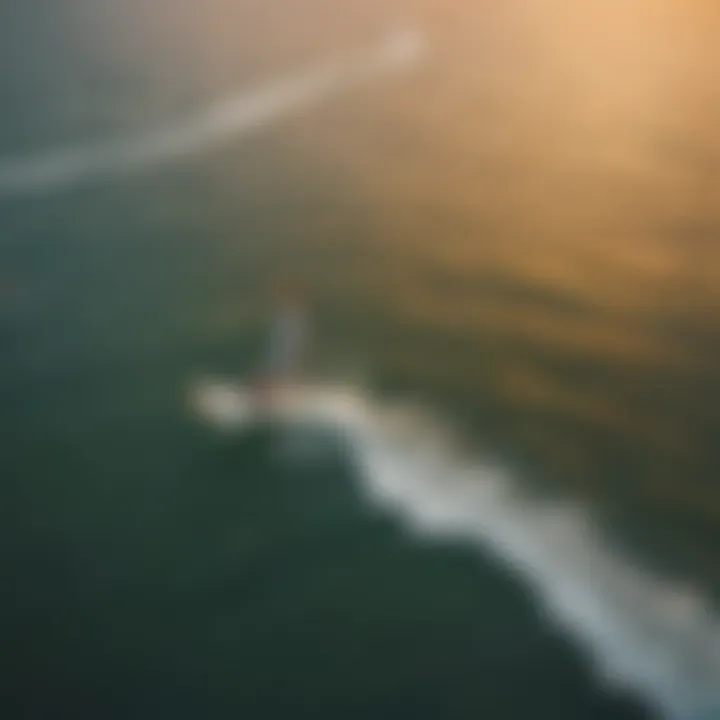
[192,379,720,720]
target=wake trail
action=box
[0,29,425,196]
[192,379,720,720]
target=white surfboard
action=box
[189,377,368,432]
[189,377,257,430]
[189,376,370,467]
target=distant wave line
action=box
[0,29,426,196]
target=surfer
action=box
[252,284,308,405]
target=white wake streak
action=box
[0,30,425,195]
[192,380,720,720]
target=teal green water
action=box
[3,1,720,717]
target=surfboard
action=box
[190,377,258,431]
[189,376,363,469]
[189,377,361,431]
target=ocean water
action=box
[2,1,720,718]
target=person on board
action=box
[252,283,309,404]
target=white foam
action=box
[192,380,720,720]
[0,29,426,196]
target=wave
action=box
[191,379,720,720]
[0,29,425,196]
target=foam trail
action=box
[0,29,425,196]
[191,379,720,720]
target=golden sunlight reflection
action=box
[5,2,720,718]
[253,0,720,532]
[5,0,720,582]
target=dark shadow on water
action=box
[2,419,655,719]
